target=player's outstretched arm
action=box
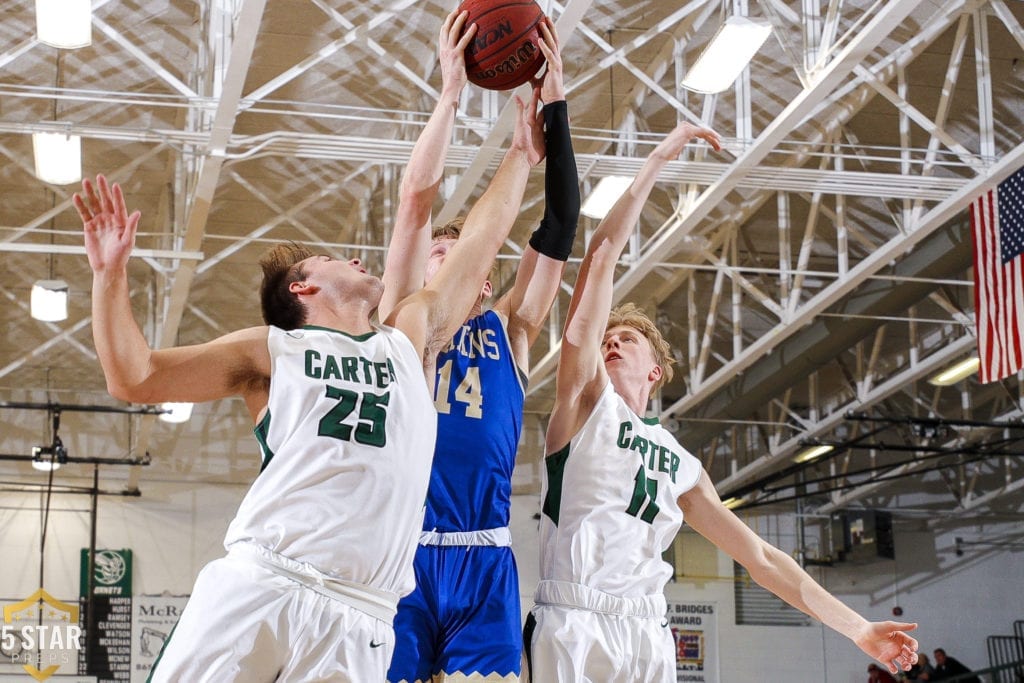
[388,89,545,377]
[379,10,477,321]
[75,175,270,410]
[496,19,579,372]
[680,471,919,675]
[546,122,721,448]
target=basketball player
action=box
[383,16,577,683]
[74,83,544,682]
[524,120,921,682]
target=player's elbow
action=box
[106,380,143,404]
[105,375,156,405]
[398,178,440,209]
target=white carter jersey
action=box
[224,324,436,601]
[539,382,702,598]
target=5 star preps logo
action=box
[2,589,82,681]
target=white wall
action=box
[0,482,245,600]
[2,484,1021,683]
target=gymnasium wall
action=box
[1,482,1020,683]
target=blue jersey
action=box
[423,310,525,532]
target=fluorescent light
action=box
[928,356,980,386]
[580,176,634,220]
[793,444,834,464]
[31,446,62,472]
[681,15,772,94]
[32,132,82,185]
[159,402,194,423]
[722,496,745,510]
[31,279,69,322]
[35,0,92,49]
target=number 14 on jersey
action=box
[434,360,483,419]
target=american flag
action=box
[971,166,1024,383]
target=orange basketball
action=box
[457,0,547,91]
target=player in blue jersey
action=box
[381,15,578,683]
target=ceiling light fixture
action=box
[721,496,746,510]
[793,444,834,464]
[681,15,772,94]
[32,132,82,185]
[580,176,634,220]
[31,279,69,321]
[35,0,92,49]
[159,402,194,424]
[927,356,980,386]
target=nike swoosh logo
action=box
[370,641,385,648]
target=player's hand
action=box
[854,621,919,674]
[512,87,545,167]
[651,121,722,161]
[531,19,564,104]
[440,9,476,95]
[73,174,140,274]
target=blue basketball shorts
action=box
[388,544,522,682]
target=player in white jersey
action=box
[73,79,544,683]
[526,120,921,682]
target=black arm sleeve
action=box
[528,100,580,261]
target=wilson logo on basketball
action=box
[471,41,538,80]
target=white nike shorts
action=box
[525,580,674,683]
[149,552,393,682]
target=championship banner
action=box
[129,595,188,683]
[78,549,132,682]
[667,599,719,683]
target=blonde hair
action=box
[606,302,676,391]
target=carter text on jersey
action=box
[616,421,682,482]
[304,350,397,389]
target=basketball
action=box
[457,0,547,91]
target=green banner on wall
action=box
[79,548,133,597]
[79,548,133,682]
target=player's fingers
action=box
[536,32,554,61]
[449,9,468,41]
[112,183,129,226]
[72,193,93,225]
[547,17,560,46]
[540,19,557,51]
[126,210,142,236]
[441,8,456,38]
[704,130,722,152]
[83,177,101,216]
[456,21,477,50]
[97,175,116,215]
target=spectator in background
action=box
[869,662,900,683]
[932,648,981,683]
[905,651,935,681]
